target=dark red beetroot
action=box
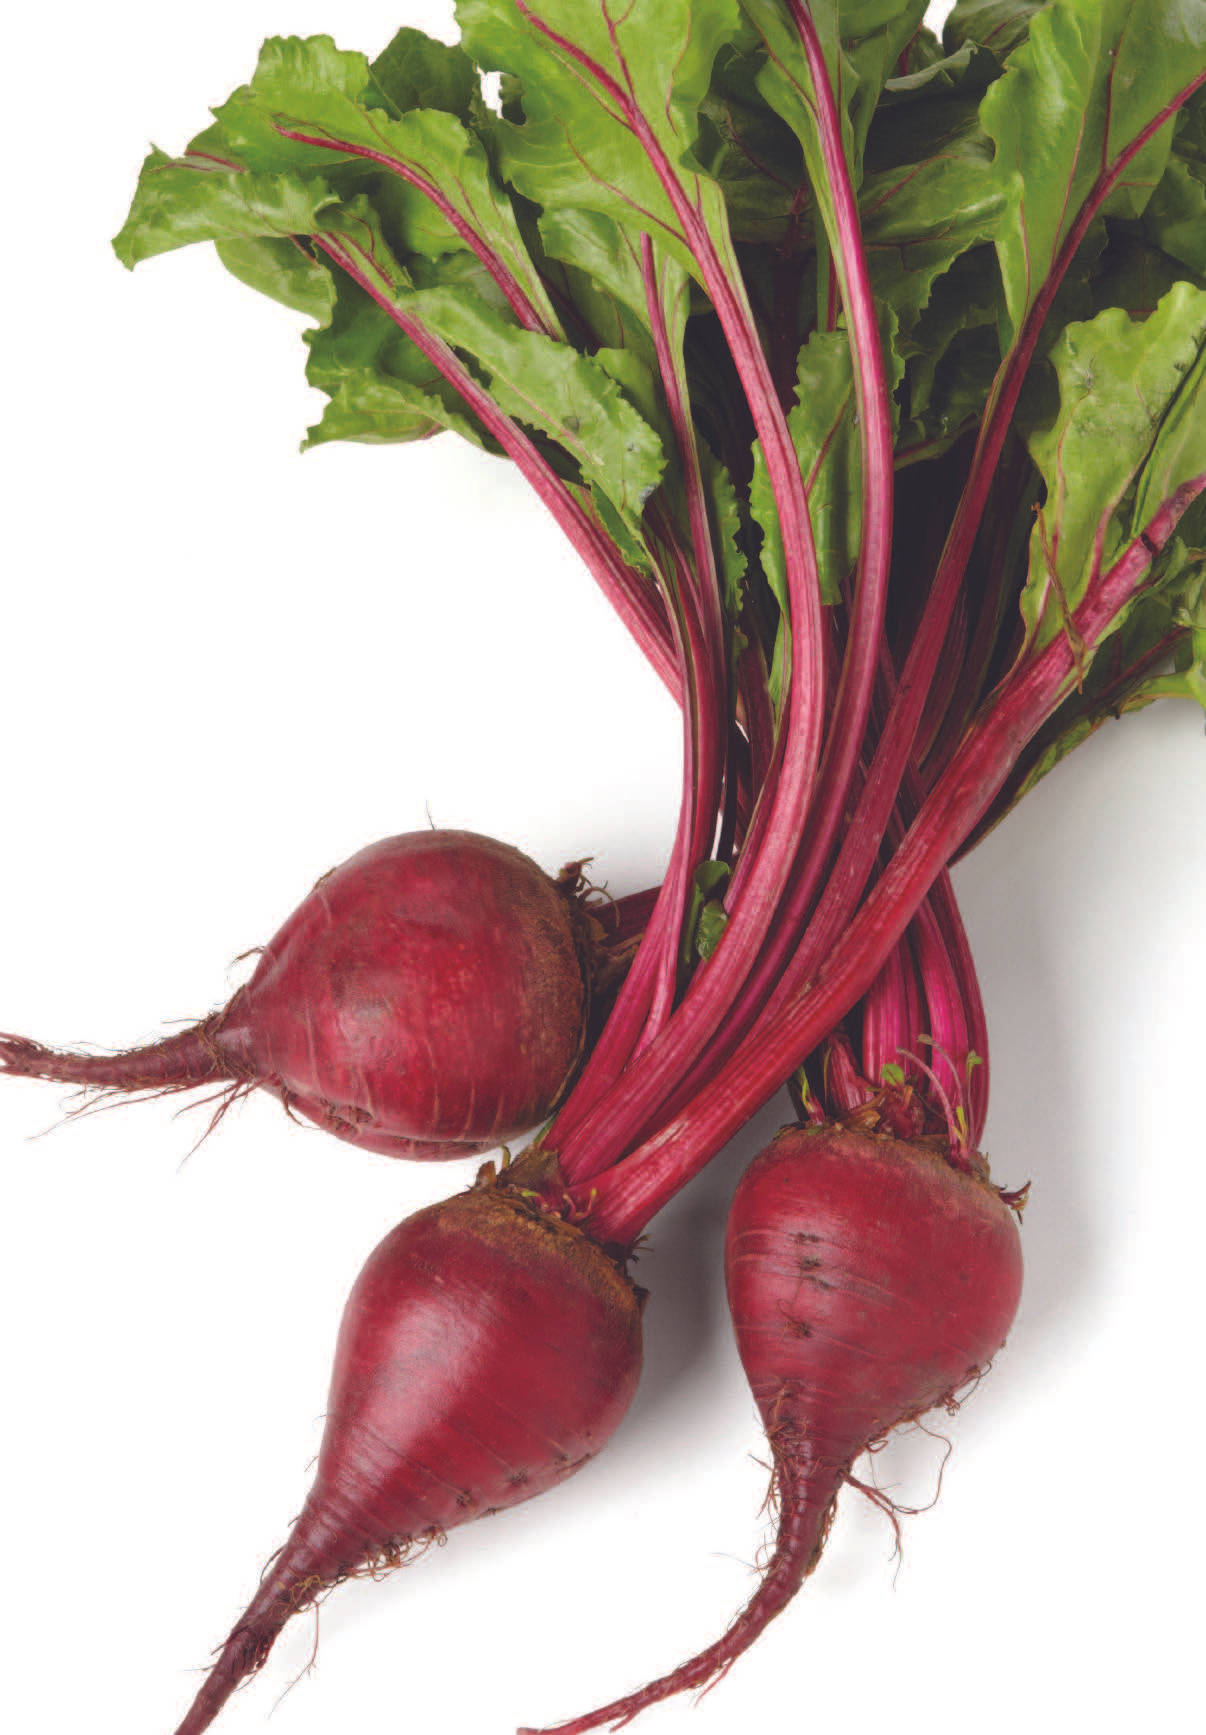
[173,1156,643,1735]
[0,830,590,1159]
[534,1124,1023,1733]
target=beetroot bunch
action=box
[6,3,1204,1732]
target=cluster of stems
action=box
[283,5,1203,1243]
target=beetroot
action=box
[1,830,591,1158]
[173,1155,643,1735]
[538,1124,1023,1732]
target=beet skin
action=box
[536,1124,1023,1732]
[1,829,590,1158]
[174,1163,643,1734]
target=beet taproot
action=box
[1,830,591,1159]
[535,1123,1022,1732]
[173,1158,643,1735]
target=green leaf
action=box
[303,275,489,450]
[750,323,891,705]
[1128,301,1206,534]
[305,370,481,448]
[456,0,743,283]
[784,331,863,599]
[695,898,731,961]
[697,36,807,244]
[1089,227,1202,321]
[113,150,343,267]
[989,523,1206,817]
[898,244,1001,447]
[534,208,658,355]
[741,0,929,189]
[861,117,1004,346]
[751,301,907,706]
[864,19,1005,334]
[215,35,562,329]
[1019,281,1206,650]
[1113,530,1206,708]
[370,25,483,118]
[945,0,1041,60]
[304,186,666,515]
[882,37,1000,100]
[687,859,733,963]
[1172,86,1206,181]
[406,289,665,531]
[739,4,936,347]
[1141,154,1206,275]
[701,448,748,620]
[981,0,1206,340]
[214,235,335,320]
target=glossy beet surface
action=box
[536,1125,1023,1734]
[1,830,590,1158]
[174,1174,644,1735]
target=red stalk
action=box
[551,251,732,1128]
[532,528,709,1113]
[275,125,561,337]
[514,3,831,1192]
[752,62,1206,1015]
[635,532,712,1044]
[173,139,681,692]
[632,250,729,1043]
[958,621,1196,856]
[702,2,898,994]
[910,898,972,1124]
[584,476,1205,1243]
[923,870,990,1142]
[860,933,922,1085]
[312,233,677,692]
[924,438,1035,779]
[554,3,895,1181]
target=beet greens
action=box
[13,0,1205,1728]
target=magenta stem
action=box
[515,1,830,1185]
[757,61,1206,1012]
[552,247,732,1132]
[560,540,698,1102]
[707,1,897,994]
[566,523,703,1102]
[276,124,560,337]
[558,2,898,1175]
[633,247,729,1044]
[923,869,990,1145]
[911,898,971,1117]
[860,932,921,1086]
[311,232,677,691]
[585,477,1205,1241]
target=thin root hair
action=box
[269,1606,322,1721]
[22,1072,209,1143]
[845,1472,907,1566]
[173,1078,257,1164]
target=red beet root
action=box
[1,830,591,1159]
[173,1158,643,1735]
[536,1124,1022,1733]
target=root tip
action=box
[0,1034,64,1081]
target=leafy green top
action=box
[114,0,1206,806]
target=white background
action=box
[2,5,1204,1734]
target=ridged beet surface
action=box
[1,829,590,1158]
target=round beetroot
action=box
[172,1162,644,1735]
[535,1124,1023,1733]
[1,829,591,1159]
